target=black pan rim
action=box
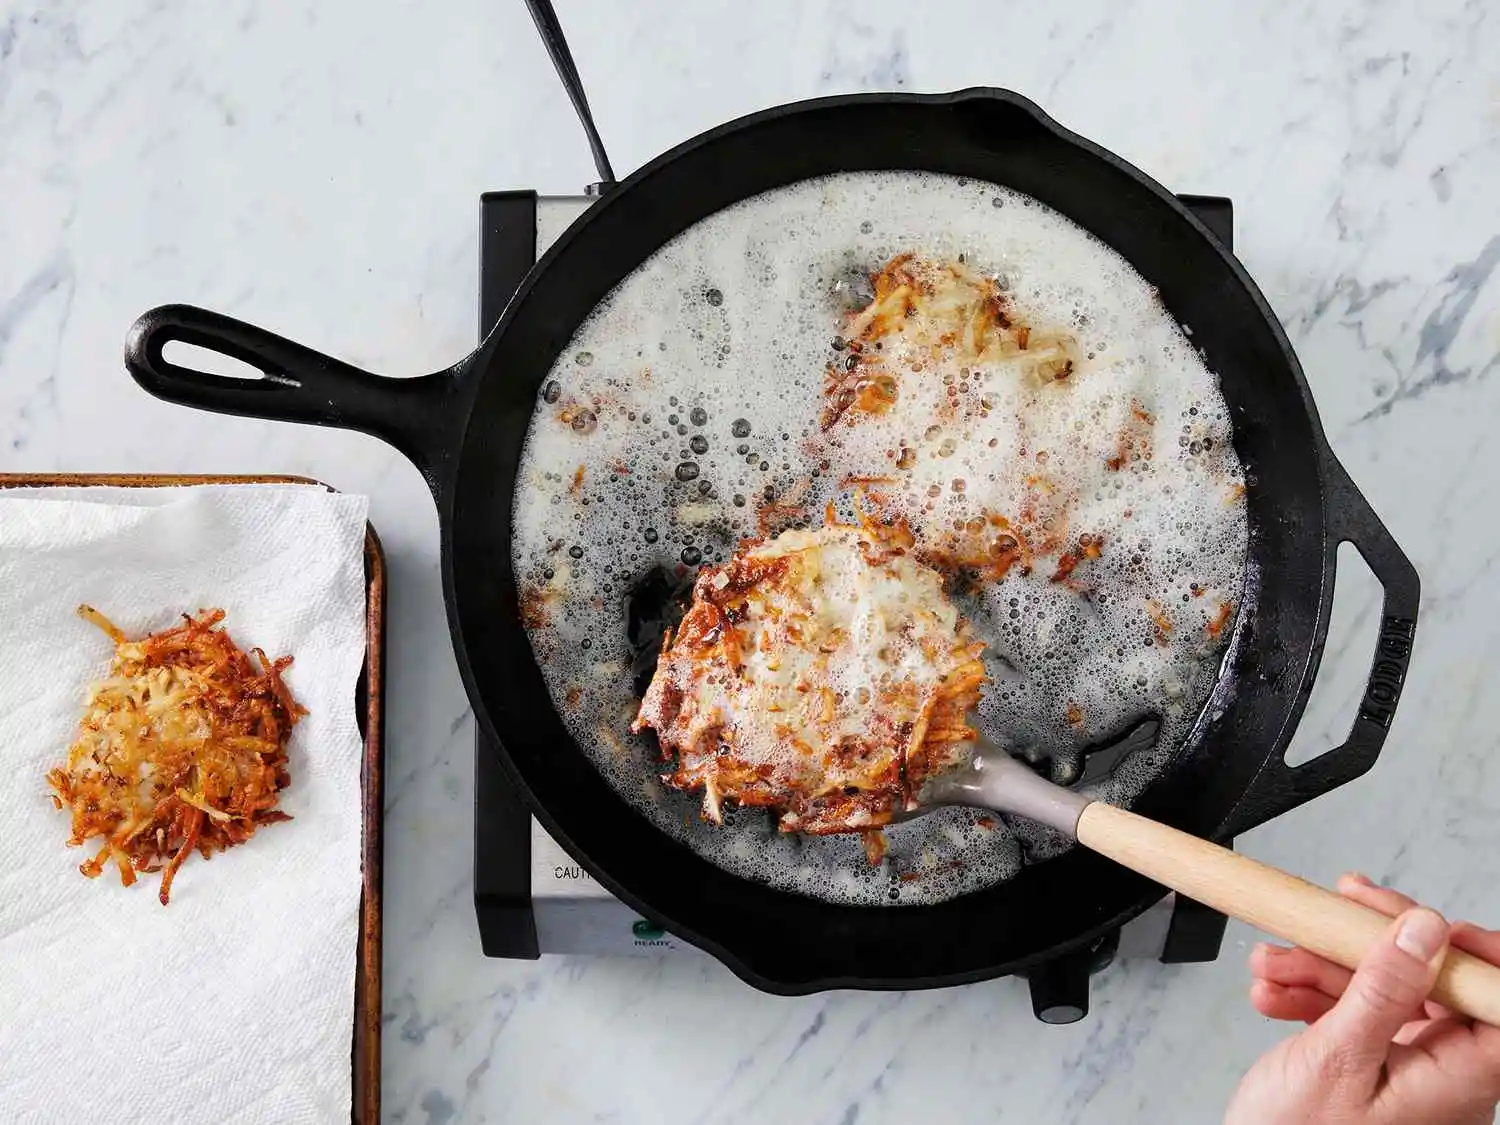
[439,88,1337,991]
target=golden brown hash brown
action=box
[633,508,986,857]
[821,254,1079,433]
[46,606,306,905]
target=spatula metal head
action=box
[898,741,1091,836]
[900,717,1162,836]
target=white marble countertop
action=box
[4,0,1498,1121]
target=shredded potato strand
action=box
[46,607,306,905]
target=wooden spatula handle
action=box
[1076,802,1500,1026]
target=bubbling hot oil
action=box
[511,172,1249,906]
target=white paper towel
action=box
[0,485,370,1125]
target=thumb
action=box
[1313,907,1449,1072]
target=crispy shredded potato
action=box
[46,607,306,905]
[633,507,986,856]
[822,254,1078,432]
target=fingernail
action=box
[1344,872,1372,886]
[1396,908,1447,962]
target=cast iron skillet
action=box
[124,89,1419,993]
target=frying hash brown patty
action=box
[633,518,985,856]
[46,607,305,905]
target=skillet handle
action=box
[1223,453,1420,837]
[124,304,464,486]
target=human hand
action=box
[1223,874,1500,1125]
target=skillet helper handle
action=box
[1076,802,1500,1026]
[124,304,458,476]
[1300,454,1421,790]
[1225,454,1420,836]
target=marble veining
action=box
[2,0,1498,1121]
